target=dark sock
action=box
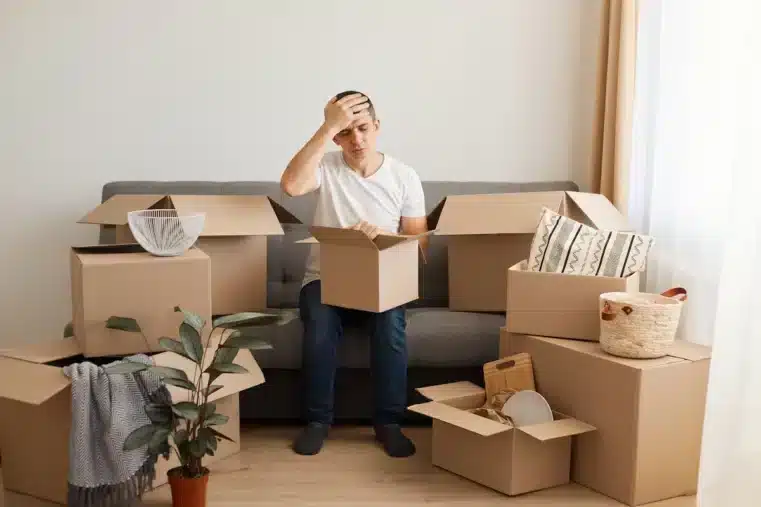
[292,422,329,455]
[374,424,416,458]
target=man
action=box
[280,91,428,457]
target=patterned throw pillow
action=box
[527,207,655,278]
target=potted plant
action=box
[102,306,293,507]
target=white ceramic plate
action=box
[501,390,554,427]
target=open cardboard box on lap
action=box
[0,335,263,506]
[78,194,301,315]
[70,244,212,357]
[428,191,629,313]
[504,330,712,506]
[297,226,434,313]
[407,380,596,496]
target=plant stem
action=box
[139,330,153,352]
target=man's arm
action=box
[400,167,429,251]
[280,124,334,196]
[280,93,371,197]
[400,216,429,251]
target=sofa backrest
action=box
[99,179,578,309]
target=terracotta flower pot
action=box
[168,467,210,507]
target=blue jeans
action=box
[299,280,408,426]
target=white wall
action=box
[0,0,602,346]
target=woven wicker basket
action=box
[599,287,687,359]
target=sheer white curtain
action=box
[628,0,760,504]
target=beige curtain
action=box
[591,0,639,213]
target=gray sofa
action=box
[99,179,579,423]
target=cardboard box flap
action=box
[407,401,512,437]
[73,244,147,255]
[417,381,485,402]
[0,357,71,405]
[78,194,167,225]
[154,333,265,403]
[0,337,82,364]
[169,195,286,237]
[431,193,564,235]
[565,191,630,231]
[667,340,712,362]
[308,226,378,249]
[374,230,436,251]
[268,198,303,226]
[518,417,597,442]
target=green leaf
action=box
[203,413,229,427]
[213,347,238,366]
[162,377,196,391]
[149,366,191,382]
[63,322,74,338]
[105,316,142,333]
[199,427,218,453]
[174,306,205,334]
[212,312,283,328]
[145,403,172,425]
[221,333,273,351]
[189,439,206,458]
[171,402,200,421]
[177,440,191,464]
[179,322,203,364]
[157,440,171,460]
[104,361,148,375]
[158,337,192,360]
[205,384,224,397]
[201,402,216,419]
[123,424,156,451]
[210,428,235,442]
[148,427,171,454]
[173,429,189,446]
[207,363,248,375]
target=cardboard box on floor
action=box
[78,194,301,315]
[506,260,640,341]
[428,191,630,312]
[407,381,596,496]
[503,330,712,506]
[0,335,263,506]
[297,226,434,313]
[70,244,212,357]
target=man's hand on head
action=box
[324,93,371,135]
[350,221,382,240]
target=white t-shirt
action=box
[302,150,426,287]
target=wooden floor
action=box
[2,425,698,507]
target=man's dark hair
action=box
[335,90,376,119]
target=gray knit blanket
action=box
[63,354,172,507]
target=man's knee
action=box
[371,307,407,341]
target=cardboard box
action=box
[78,194,301,315]
[428,191,630,312]
[506,260,640,341]
[407,381,596,496]
[298,226,433,313]
[70,244,212,357]
[504,333,712,506]
[0,335,263,505]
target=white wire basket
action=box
[127,209,206,256]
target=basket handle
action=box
[661,287,688,302]
[601,301,617,321]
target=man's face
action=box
[333,115,380,164]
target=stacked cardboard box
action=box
[409,190,711,506]
[0,193,299,505]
